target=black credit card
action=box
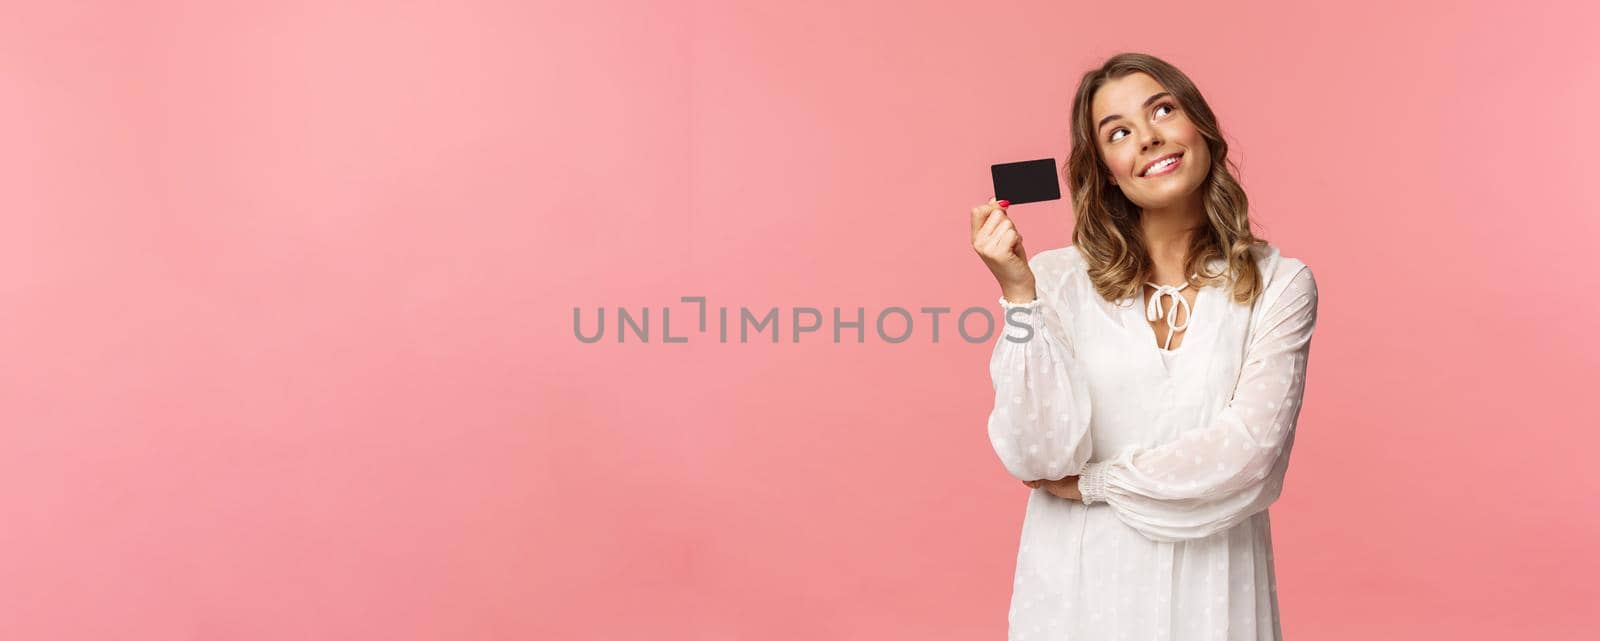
[990,158,1062,205]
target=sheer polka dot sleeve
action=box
[1078,264,1318,542]
[985,254,1095,483]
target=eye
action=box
[1106,102,1180,142]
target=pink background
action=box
[2,1,1596,639]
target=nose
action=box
[1140,127,1163,150]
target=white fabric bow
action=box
[1144,281,1192,350]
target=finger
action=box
[977,208,1006,243]
[970,202,996,235]
[991,208,1016,235]
[994,228,1019,257]
[979,229,1007,258]
[996,217,1015,237]
[992,226,1023,258]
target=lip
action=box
[1139,152,1184,178]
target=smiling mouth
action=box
[1140,153,1184,178]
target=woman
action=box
[968,52,1318,640]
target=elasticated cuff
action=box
[1078,460,1111,505]
[998,295,1041,309]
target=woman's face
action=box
[1090,72,1210,210]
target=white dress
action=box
[987,242,1318,641]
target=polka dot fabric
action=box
[986,242,1318,641]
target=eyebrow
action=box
[1097,92,1172,134]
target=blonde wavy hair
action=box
[1064,52,1266,306]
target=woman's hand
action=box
[970,198,1037,303]
[1023,476,1083,501]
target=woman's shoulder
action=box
[1250,241,1314,288]
[1025,246,1093,304]
[1027,244,1089,285]
[1247,242,1317,315]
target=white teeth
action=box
[1143,156,1179,176]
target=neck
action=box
[1138,193,1207,280]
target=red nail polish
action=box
[998,200,1010,208]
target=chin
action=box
[1130,185,1196,209]
[1148,176,1205,201]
